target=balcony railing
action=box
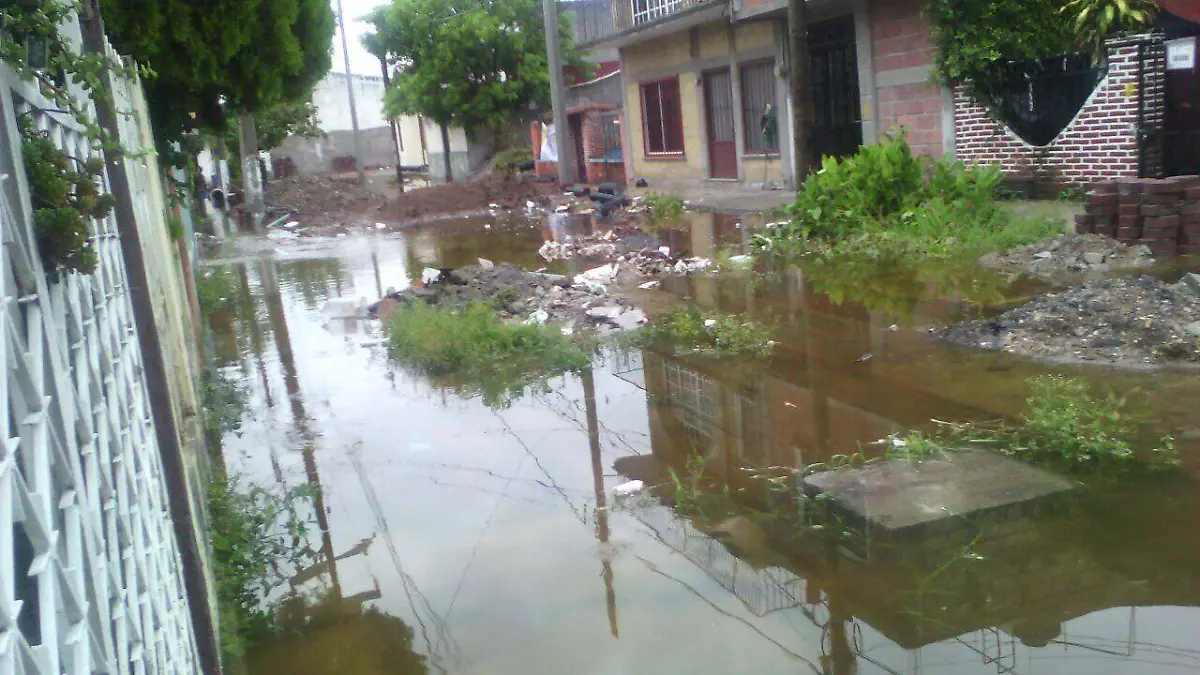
[563,0,718,46]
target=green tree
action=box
[366,0,584,182]
[100,0,335,161]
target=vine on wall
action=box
[19,116,114,274]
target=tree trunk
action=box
[238,112,266,230]
[788,0,814,187]
[440,122,454,183]
[379,57,404,192]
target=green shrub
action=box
[642,192,686,233]
[752,134,1056,261]
[386,300,593,408]
[494,147,533,177]
[197,268,239,316]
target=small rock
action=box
[1081,251,1105,265]
[1177,273,1200,297]
[586,306,623,320]
[703,318,718,328]
[612,308,648,331]
[638,280,660,290]
[1033,251,1053,259]
[1186,321,1200,338]
[525,309,549,325]
[478,257,495,270]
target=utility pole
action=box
[238,113,266,230]
[78,1,220,672]
[789,0,813,186]
[337,0,367,186]
[542,0,577,185]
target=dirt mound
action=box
[936,274,1200,366]
[369,261,647,333]
[379,175,552,224]
[979,234,1153,279]
[265,174,386,226]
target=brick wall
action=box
[870,0,944,157]
[956,34,1166,189]
[1076,175,1200,256]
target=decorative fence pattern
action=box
[0,19,203,675]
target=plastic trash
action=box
[613,480,644,497]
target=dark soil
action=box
[937,274,1200,366]
[979,234,1154,279]
[378,175,553,224]
[265,174,386,228]
[369,262,646,333]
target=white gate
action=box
[0,24,203,675]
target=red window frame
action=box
[639,77,685,157]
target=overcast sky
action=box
[333,0,391,75]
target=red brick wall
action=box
[955,35,1166,188]
[870,0,944,157]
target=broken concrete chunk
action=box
[1178,272,1200,297]
[726,254,754,267]
[613,480,644,496]
[421,267,443,285]
[612,308,648,331]
[524,309,549,325]
[1033,251,1053,259]
[586,305,623,320]
[575,263,619,286]
[1081,251,1106,266]
[478,257,496,270]
[638,280,660,290]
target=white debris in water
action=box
[526,200,538,212]
[555,204,571,213]
[703,319,718,328]
[726,254,754,267]
[266,230,298,241]
[478,257,495,269]
[375,222,387,230]
[658,245,671,256]
[282,220,300,229]
[488,203,500,209]
[574,263,619,286]
[764,221,789,228]
[422,267,442,285]
[638,280,660,290]
[613,480,644,497]
[586,305,623,320]
[484,223,492,230]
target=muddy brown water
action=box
[210,213,1200,675]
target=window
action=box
[640,78,684,155]
[740,60,779,154]
[599,110,622,161]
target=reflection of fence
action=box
[635,506,805,617]
[1,18,204,675]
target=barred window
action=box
[741,60,779,154]
[641,78,684,155]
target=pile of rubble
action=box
[978,234,1154,279]
[937,273,1200,366]
[265,174,386,228]
[368,260,648,334]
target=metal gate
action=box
[0,32,203,675]
[809,16,862,163]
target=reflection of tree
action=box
[247,593,429,675]
[274,258,349,309]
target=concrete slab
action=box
[803,452,1076,535]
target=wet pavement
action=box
[210,213,1200,675]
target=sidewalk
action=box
[627,182,794,214]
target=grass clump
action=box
[386,300,593,408]
[637,306,775,358]
[890,375,1180,475]
[752,134,1060,262]
[197,268,239,317]
[642,192,686,234]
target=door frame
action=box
[702,67,740,180]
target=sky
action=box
[333,0,392,75]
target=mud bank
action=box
[937,274,1200,366]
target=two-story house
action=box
[570,0,952,190]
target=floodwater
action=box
[209,212,1200,675]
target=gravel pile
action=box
[979,234,1154,279]
[937,273,1200,366]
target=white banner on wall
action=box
[1167,37,1196,71]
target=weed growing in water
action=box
[197,268,239,317]
[642,192,686,234]
[386,300,594,408]
[208,476,316,671]
[891,375,1180,475]
[751,134,1060,262]
[635,305,775,358]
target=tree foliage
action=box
[366,0,584,134]
[1062,0,1159,56]
[100,0,334,154]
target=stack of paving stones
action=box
[1075,175,1200,256]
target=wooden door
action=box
[704,69,738,179]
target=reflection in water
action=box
[209,219,1200,675]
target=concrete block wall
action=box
[955,34,1166,188]
[1075,175,1200,256]
[869,0,945,157]
[270,127,399,175]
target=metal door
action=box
[704,69,738,179]
[810,17,863,162]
